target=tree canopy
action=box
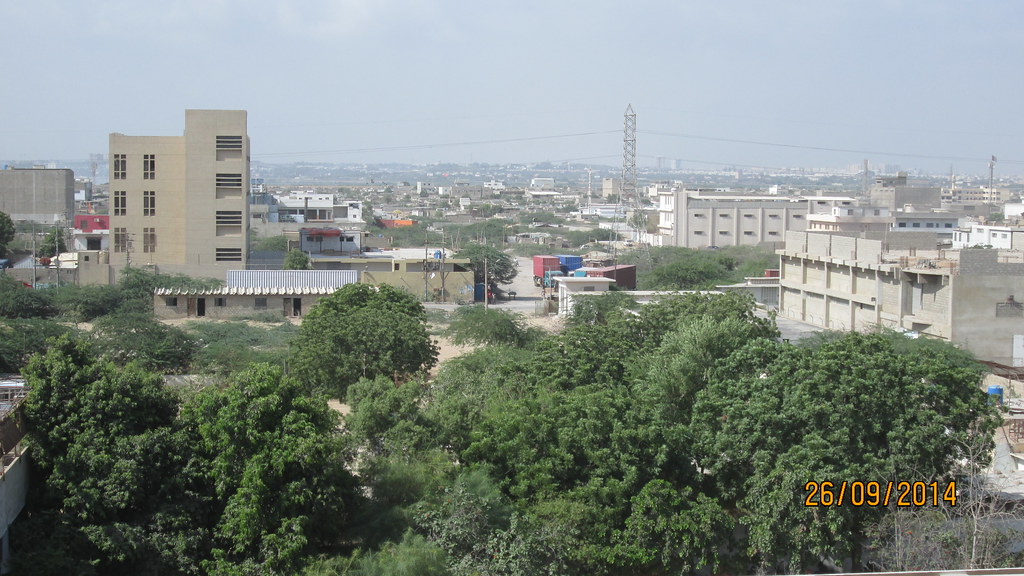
[290,283,438,397]
[284,248,311,270]
[454,243,518,285]
[0,210,14,257]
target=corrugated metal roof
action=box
[225,269,358,289]
[154,286,341,296]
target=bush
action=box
[445,306,539,348]
[0,275,54,319]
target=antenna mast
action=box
[622,105,637,201]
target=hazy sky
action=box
[2,1,1023,176]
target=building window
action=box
[216,211,243,225]
[743,231,755,236]
[743,213,754,218]
[944,223,953,228]
[215,248,243,262]
[719,230,729,235]
[693,213,705,218]
[926,222,934,228]
[216,173,244,199]
[793,214,803,219]
[216,173,243,188]
[164,297,178,307]
[768,231,779,236]
[719,213,730,218]
[113,227,127,252]
[144,191,156,216]
[143,227,156,253]
[694,231,704,235]
[873,209,881,216]
[216,135,243,150]
[254,297,267,309]
[113,191,126,216]
[113,154,126,180]
[143,154,156,179]
[898,222,907,228]
[214,297,226,307]
[912,223,920,228]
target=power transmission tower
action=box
[621,104,652,271]
[622,104,637,201]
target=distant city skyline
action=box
[3,1,1023,177]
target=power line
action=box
[641,129,1020,165]
[252,130,619,159]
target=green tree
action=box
[37,226,67,258]
[0,274,54,318]
[690,332,999,572]
[444,306,540,348]
[116,267,222,314]
[18,335,181,575]
[346,532,451,576]
[454,243,518,285]
[48,283,124,322]
[290,283,438,397]
[180,363,360,575]
[345,376,434,458]
[90,312,197,373]
[186,319,298,374]
[284,248,311,270]
[463,378,729,573]
[252,234,290,252]
[0,318,76,372]
[0,210,14,257]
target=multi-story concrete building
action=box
[942,184,1012,204]
[0,166,74,225]
[778,230,1024,366]
[655,190,857,248]
[951,223,1024,250]
[806,205,891,233]
[892,212,963,239]
[97,110,249,281]
[868,172,942,212]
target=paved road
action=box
[425,257,546,314]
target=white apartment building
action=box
[952,224,1024,250]
[807,206,891,233]
[656,190,857,248]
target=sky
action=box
[2,0,1023,176]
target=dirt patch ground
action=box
[429,310,563,376]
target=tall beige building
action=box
[106,110,249,280]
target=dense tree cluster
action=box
[17,339,358,575]
[4,267,1007,574]
[619,244,780,290]
[330,292,1000,575]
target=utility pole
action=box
[439,231,448,303]
[989,155,997,202]
[483,256,489,310]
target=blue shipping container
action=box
[556,255,584,273]
[988,384,1004,406]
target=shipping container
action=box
[532,255,561,286]
[596,264,637,290]
[555,254,584,274]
